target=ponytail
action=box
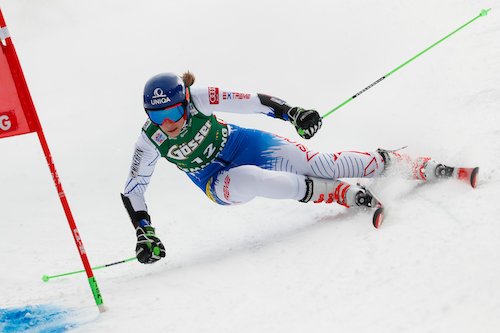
[182,70,195,87]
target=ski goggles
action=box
[147,103,185,125]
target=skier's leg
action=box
[206,128,386,207]
[225,128,386,179]
[206,165,307,205]
[205,165,375,208]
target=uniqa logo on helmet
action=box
[150,87,172,107]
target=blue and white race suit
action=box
[123,86,384,212]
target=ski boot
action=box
[300,176,385,228]
[300,176,375,208]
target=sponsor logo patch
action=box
[152,129,167,146]
[223,175,231,200]
[130,147,145,178]
[208,87,219,104]
[222,92,251,100]
[142,119,152,131]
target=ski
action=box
[353,164,479,229]
[356,180,385,229]
[372,207,385,229]
[457,167,480,188]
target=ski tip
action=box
[471,167,479,188]
[373,207,384,228]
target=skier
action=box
[122,71,478,264]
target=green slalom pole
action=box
[322,8,491,119]
[42,257,137,282]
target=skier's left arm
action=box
[189,86,322,139]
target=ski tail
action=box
[356,180,385,229]
[372,207,384,229]
[457,167,479,188]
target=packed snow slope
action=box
[1,0,499,332]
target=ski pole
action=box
[42,257,137,282]
[322,8,491,119]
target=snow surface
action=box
[1,0,499,332]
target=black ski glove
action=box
[287,107,322,139]
[135,224,166,264]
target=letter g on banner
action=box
[0,110,18,134]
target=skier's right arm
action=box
[121,132,166,264]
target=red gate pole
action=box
[0,7,105,313]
